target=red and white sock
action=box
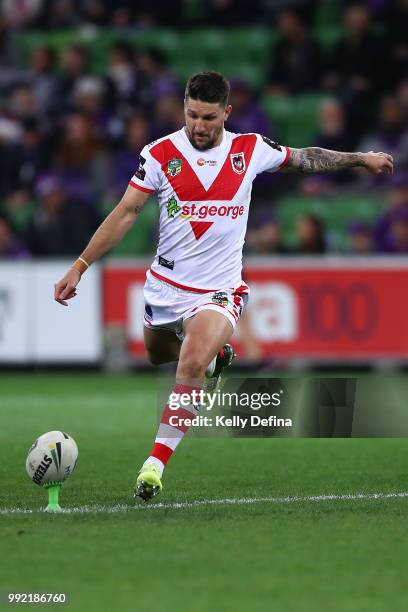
[142,383,201,477]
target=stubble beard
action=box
[185,126,222,151]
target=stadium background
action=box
[1,0,408,368]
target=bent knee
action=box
[177,354,208,379]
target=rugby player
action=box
[54,72,393,501]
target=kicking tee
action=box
[130,127,290,292]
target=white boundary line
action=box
[1,491,408,515]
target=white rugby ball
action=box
[26,431,78,486]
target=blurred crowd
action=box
[1,0,408,259]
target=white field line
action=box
[1,491,408,515]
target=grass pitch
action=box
[1,373,408,612]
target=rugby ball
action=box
[26,431,78,486]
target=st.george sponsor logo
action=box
[181,203,245,220]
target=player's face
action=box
[184,98,232,150]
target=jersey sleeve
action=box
[253,134,291,174]
[129,144,162,194]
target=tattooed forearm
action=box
[285,147,366,174]
[134,205,144,215]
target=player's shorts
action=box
[143,271,249,338]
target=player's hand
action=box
[54,268,81,306]
[363,151,393,175]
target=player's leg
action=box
[177,309,233,384]
[144,326,182,365]
[143,272,184,365]
[135,310,233,501]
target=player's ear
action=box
[224,104,232,121]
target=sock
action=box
[142,383,201,477]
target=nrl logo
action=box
[166,195,181,219]
[230,152,246,174]
[167,158,182,177]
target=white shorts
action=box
[143,271,249,338]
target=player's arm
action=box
[54,185,150,306]
[282,147,393,175]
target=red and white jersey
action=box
[130,128,290,292]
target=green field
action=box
[1,374,408,612]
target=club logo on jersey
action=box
[197,158,217,167]
[211,291,229,307]
[230,152,246,174]
[262,136,282,151]
[166,195,181,219]
[134,155,146,181]
[167,158,182,177]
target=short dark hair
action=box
[185,72,230,107]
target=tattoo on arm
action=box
[285,147,366,174]
[134,204,144,215]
